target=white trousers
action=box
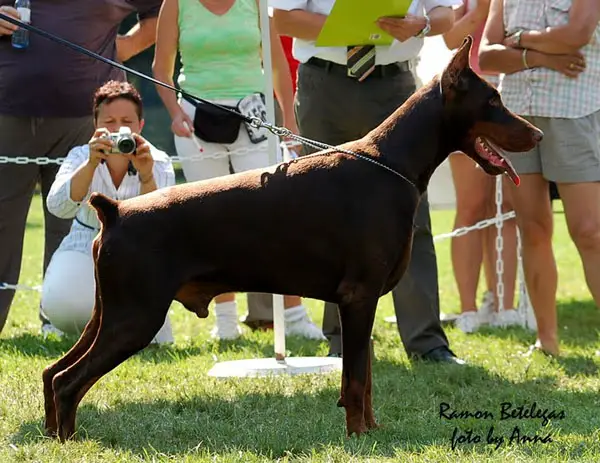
[175,98,271,181]
[41,250,172,341]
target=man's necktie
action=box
[347,45,376,82]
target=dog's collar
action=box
[299,147,417,190]
[285,133,417,190]
[338,150,417,189]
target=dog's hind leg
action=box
[338,295,378,437]
[52,304,167,441]
[363,347,378,430]
[43,291,102,437]
[44,240,105,437]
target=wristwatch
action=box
[415,14,431,39]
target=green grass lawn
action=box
[1,195,599,462]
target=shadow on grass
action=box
[0,331,325,365]
[0,333,80,359]
[471,299,599,376]
[10,358,599,459]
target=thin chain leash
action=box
[0,12,416,190]
[262,122,417,189]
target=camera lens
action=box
[117,137,136,154]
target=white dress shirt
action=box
[269,0,461,64]
[46,143,175,256]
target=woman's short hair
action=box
[93,80,143,121]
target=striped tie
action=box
[347,45,376,82]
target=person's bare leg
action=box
[508,174,558,355]
[482,223,495,297]
[284,295,303,309]
[449,154,493,312]
[558,182,600,305]
[214,293,235,303]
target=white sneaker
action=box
[211,301,242,340]
[524,305,538,331]
[491,309,523,328]
[478,291,495,325]
[518,301,538,332]
[284,305,327,340]
[151,315,174,345]
[41,322,64,339]
[455,311,482,334]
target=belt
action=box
[305,57,411,79]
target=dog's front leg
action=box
[338,296,378,437]
[363,347,378,430]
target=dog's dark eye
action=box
[489,96,502,107]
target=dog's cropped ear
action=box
[440,36,473,97]
[451,36,473,71]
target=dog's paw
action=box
[365,419,380,431]
[346,416,368,438]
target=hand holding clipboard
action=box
[315,0,415,47]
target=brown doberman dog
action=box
[43,37,542,441]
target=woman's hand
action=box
[127,134,154,180]
[0,6,19,36]
[87,129,111,167]
[171,108,194,138]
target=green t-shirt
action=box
[177,0,265,100]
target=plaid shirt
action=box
[499,0,600,118]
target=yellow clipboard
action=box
[316,0,413,47]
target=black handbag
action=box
[183,95,241,144]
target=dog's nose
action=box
[533,129,543,142]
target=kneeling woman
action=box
[42,81,175,343]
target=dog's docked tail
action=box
[89,193,119,229]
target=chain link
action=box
[0,118,518,295]
[495,175,505,312]
[0,143,267,166]
[433,210,515,242]
[1,210,518,293]
[0,140,306,165]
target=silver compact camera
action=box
[104,127,136,154]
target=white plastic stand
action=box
[208,356,342,378]
[208,0,342,378]
[385,313,459,326]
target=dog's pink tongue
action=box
[503,161,520,186]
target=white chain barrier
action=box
[0,146,266,166]
[0,145,533,330]
[495,175,506,314]
[0,282,42,292]
[0,140,305,166]
[433,210,515,242]
[0,209,523,294]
